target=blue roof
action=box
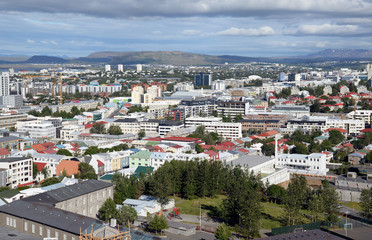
[41,183,65,191]
[228,150,239,155]
[56,144,66,149]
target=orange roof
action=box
[56,160,80,176]
[324,128,347,133]
[204,150,219,156]
[31,144,47,153]
[217,141,235,147]
[234,139,244,144]
[258,130,280,137]
[34,162,47,171]
[144,137,162,141]
[162,137,200,142]
[0,148,10,156]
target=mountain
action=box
[25,55,69,64]
[302,49,372,60]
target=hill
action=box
[25,55,69,64]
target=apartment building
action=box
[346,110,372,126]
[239,119,281,133]
[0,136,24,150]
[0,157,33,188]
[185,116,242,140]
[18,121,57,139]
[0,113,27,129]
[112,118,141,135]
[276,153,328,176]
[243,112,287,126]
[179,98,217,117]
[216,101,248,117]
[158,121,183,137]
[271,105,310,118]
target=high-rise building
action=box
[367,64,372,80]
[105,64,111,72]
[194,72,212,87]
[0,72,10,96]
[136,64,142,72]
[118,64,123,72]
[131,85,144,104]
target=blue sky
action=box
[1,0,372,57]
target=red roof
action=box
[0,148,10,156]
[204,150,219,157]
[238,148,250,153]
[305,95,317,100]
[144,137,162,141]
[334,103,344,106]
[201,145,213,150]
[258,130,280,137]
[269,96,277,99]
[97,160,104,167]
[171,145,183,149]
[268,139,289,145]
[324,128,347,133]
[17,182,34,188]
[80,133,92,136]
[85,123,94,129]
[34,162,47,171]
[31,144,47,153]
[162,137,200,142]
[217,141,235,147]
[344,143,353,148]
[361,128,372,133]
[43,149,57,154]
[321,151,332,155]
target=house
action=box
[348,152,364,165]
[129,151,152,169]
[56,160,80,177]
[0,148,10,159]
[123,195,175,217]
[0,157,33,188]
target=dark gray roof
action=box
[0,157,31,163]
[0,136,23,142]
[23,179,112,205]
[0,226,42,240]
[0,200,102,235]
[114,118,138,123]
[256,229,344,240]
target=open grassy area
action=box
[341,201,362,211]
[260,202,284,229]
[172,195,227,216]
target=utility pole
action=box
[199,202,202,230]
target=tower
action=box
[0,72,10,96]
[118,64,123,72]
[105,65,111,72]
[367,64,372,80]
[136,64,142,73]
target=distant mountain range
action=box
[1,49,372,65]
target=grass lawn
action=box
[341,201,362,211]
[172,195,226,216]
[260,202,284,229]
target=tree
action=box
[215,223,232,240]
[266,185,286,204]
[41,168,49,179]
[329,130,345,145]
[40,177,61,187]
[262,143,275,156]
[147,214,168,235]
[90,122,106,134]
[9,126,16,132]
[78,162,98,179]
[195,144,204,153]
[195,125,206,136]
[116,205,138,226]
[108,125,123,135]
[308,193,324,222]
[318,180,339,223]
[138,129,146,140]
[0,186,10,192]
[98,198,117,221]
[292,142,309,154]
[360,187,372,220]
[56,149,72,156]
[84,146,100,155]
[32,162,39,179]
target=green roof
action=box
[134,166,154,178]
[359,149,370,154]
[0,189,20,199]
[129,150,152,159]
[62,118,77,121]
[99,174,114,181]
[315,136,328,140]
[145,141,159,146]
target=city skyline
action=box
[1,0,372,57]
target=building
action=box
[136,64,142,72]
[0,95,23,108]
[118,64,123,72]
[158,120,183,137]
[0,72,10,96]
[0,157,33,188]
[239,119,281,133]
[18,121,57,139]
[77,84,122,94]
[129,151,152,169]
[217,101,248,117]
[212,80,226,90]
[168,109,185,121]
[113,119,141,135]
[104,64,111,72]
[185,116,242,140]
[179,98,217,117]
[0,113,28,129]
[194,72,212,87]
[0,136,24,150]
[346,110,372,126]
[131,86,144,104]
[276,153,328,176]
[56,160,80,177]
[367,63,372,80]
[271,105,310,118]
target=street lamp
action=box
[345,211,349,238]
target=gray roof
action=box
[0,200,102,235]
[23,179,112,205]
[230,155,273,168]
[0,136,23,142]
[0,157,31,163]
[0,226,42,240]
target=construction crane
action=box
[60,72,63,105]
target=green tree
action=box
[98,198,117,221]
[90,122,106,134]
[266,185,286,204]
[32,162,39,179]
[318,180,339,223]
[195,144,204,153]
[108,125,123,135]
[195,125,206,136]
[262,143,275,156]
[360,187,372,220]
[308,193,324,222]
[0,186,10,192]
[214,223,232,240]
[56,149,72,156]
[292,142,309,154]
[116,205,138,226]
[329,130,345,145]
[84,146,100,155]
[138,129,146,140]
[9,126,16,132]
[78,162,98,179]
[147,214,168,235]
[41,168,49,179]
[40,177,61,187]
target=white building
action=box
[118,64,123,72]
[0,72,10,96]
[112,119,141,135]
[18,121,57,139]
[0,157,33,188]
[136,64,142,73]
[346,110,372,126]
[276,153,328,176]
[185,116,242,140]
[105,65,111,72]
[60,125,84,140]
[213,80,226,90]
[131,86,144,104]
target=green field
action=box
[173,195,226,216]
[341,201,362,211]
[261,202,284,229]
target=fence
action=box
[271,222,322,236]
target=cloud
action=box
[152,30,162,34]
[297,23,359,35]
[181,29,201,36]
[217,26,275,36]
[26,39,35,43]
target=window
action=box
[24,222,28,231]
[55,231,59,239]
[6,217,9,226]
[39,226,43,236]
[32,224,35,233]
[47,229,51,237]
[72,237,76,240]
[63,234,67,240]
[13,219,16,228]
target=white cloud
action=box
[297,24,359,35]
[50,40,57,45]
[26,39,35,43]
[217,26,275,36]
[181,29,201,36]
[40,40,48,44]
[152,30,162,34]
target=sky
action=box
[1,0,372,57]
